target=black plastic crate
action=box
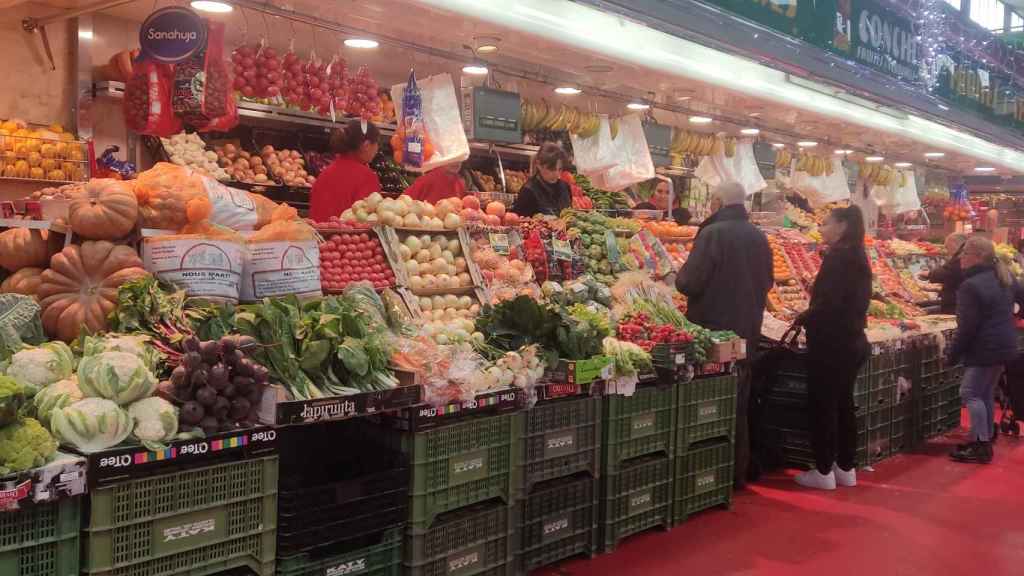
[519,396,601,492]
[518,474,597,572]
[599,454,672,553]
[403,500,516,576]
[673,439,733,525]
[277,527,402,576]
[761,426,867,470]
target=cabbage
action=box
[77,352,157,405]
[50,398,133,452]
[127,397,178,443]
[34,377,83,429]
[81,333,163,372]
[4,342,75,394]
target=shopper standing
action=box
[406,161,466,204]
[511,143,572,217]
[920,232,967,314]
[676,181,772,489]
[948,236,1018,464]
[794,206,872,491]
[309,119,381,222]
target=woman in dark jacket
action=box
[947,236,1018,463]
[794,206,873,491]
[511,143,571,217]
[921,232,967,314]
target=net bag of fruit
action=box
[123,57,181,137]
[172,20,237,132]
[240,205,321,302]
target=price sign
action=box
[552,238,573,261]
[489,232,510,255]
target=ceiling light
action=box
[748,112,762,118]
[689,116,713,124]
[584,64,614,73]
[865,156,885,163]
[740,128,760,135]
[462,64,489,76]
[771,143,786,149]
[627,101,650,110]
[797,141,817,148]
[894,162,912,168]
[975,167,996,172]
[834,149,853,155]
[474,36,501,54]
[344,38,379,49]
[554,86,582,95]
[190,1,233,13]
[924,152,946,158]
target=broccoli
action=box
[0,376,26,427]
[0,418,57,475]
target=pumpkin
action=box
[0,228,59,272]
[37,241,149,342]
[1,267,43,296]
[68,179,138,240]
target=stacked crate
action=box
[600,384,675,551]
[916,338,964,442]
[275,420,407,576]
[0,496,80,576]
[516,397,601,572]
[673,374,737,525]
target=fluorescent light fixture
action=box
[554,86,582,95]
[344,38,379,49]
[462,64,489,75]
[975,167,996,172]
[476,44,499,53]
[894,162,912,168]
[865,156,885,162]
[627,102,650,110]
[689,116,713,124]
[924,152,946,158]
[797,141,817,148]
[771,143,786,149]
[78,29,94,40]
[474,36,501,53]
[834,149,853,155]
[740,128,760,135]
[190,1,233,13]
[748,112,762,117]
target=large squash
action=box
[1,267,44,296]
[68,179,138,240]
[0,228,60,272]
[37,241,149,342]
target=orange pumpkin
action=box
[0,266,43,296]
[0,228,60,272]
[37,241,149,342]
[68,178,139,240]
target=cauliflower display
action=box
[0,417,58,474]
[3,341,75,394]
[160,132,229,181]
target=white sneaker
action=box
[795,469,837,491]
[833,463,857,487]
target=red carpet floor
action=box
[536,426,1024,576]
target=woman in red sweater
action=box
[406,161,466,204]
[309,120,381,222]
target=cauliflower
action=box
[4,342,75,394]
[127,397,178,444]
[77,351,157,405]
[0,376,26,428]
[0,417,57,474]
[51,398,132,452]
[33,377,82,428]
[81,334,163,372]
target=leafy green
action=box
[475,295,609,362]
[0,294,45,363]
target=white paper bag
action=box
[569,115,617,177]
[789,157,850,208]
[875,169,920,215]
[391,73,470,172]
[694,138,766,197]
[601,114,655,191]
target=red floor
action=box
[537,424,1024,576]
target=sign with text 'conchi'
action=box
[139,7,207,63]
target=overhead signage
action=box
[834,0,920,81]
[139,7,207,64]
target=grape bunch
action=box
[160,335,270,434]
[346,66,381,120]
[231,44,283,100]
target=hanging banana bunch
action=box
[520,98,602,137]
[774,148,793,169]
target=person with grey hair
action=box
[919,232,968,314]
[676,181,772,489]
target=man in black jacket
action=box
[921,233,967,314]
[676,182,773,488]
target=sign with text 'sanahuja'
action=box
[833,0,921,81]
[139,6,207,64]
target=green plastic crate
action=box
[672,440,733,525]
[276,527,402,576]
[599,454,672,553]
[603,386,676,474]
[403,500,516,576]
[676,375,737,452]
[519,396,601,492]
[383,414,519,531]
[0,496,80,576]
[82,456,278,576]
[866,423,892,464]
[518,474,597,573]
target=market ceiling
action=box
[23,0,1024,176]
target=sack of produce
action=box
[133,162,280,230]
[240,205,322,302]
[172,21,237,132]
[123,58,181,137]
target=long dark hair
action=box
[829,205,866,249]
[329,119,380,155]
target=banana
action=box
[537,100,553,129]
[796,153,809,172]
[682,132,696,155]
[549,104,566,131]
[703,135,715,156]
[610,117,619,139]
[899,171,907,187]
[825,157,835,176]
[724,137,736,158]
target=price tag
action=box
[552,238,572,261]
[675,353,686,365]
[489,232,510,255]
[600,362,614,380]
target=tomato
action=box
[331,235,344,245]
[358,233,369,243]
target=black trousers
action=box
[806,342,867,475]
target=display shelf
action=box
[381,387,525,432]
[257,382,423,426]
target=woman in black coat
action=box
[794,206,873,491]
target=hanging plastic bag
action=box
[876,169,920,216]
[600,114,655,191]
[172,21,236,132]
[123,57,181,137]
[391,72,469,172]
[694,138,767,197]
[789,156,849,208]
[569,115,617,177]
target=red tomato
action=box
[358,233,369,243]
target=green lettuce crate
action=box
[82,456,278,576]
[276,527,402,576]
[0,496,80,576]
[519,396,601,492]
[382,413,519,531]
[676,374,737,452]
[403,500,517,576]
[603,385,676,474]
[517,474,598,573]
[599,454,672,553]
[672,439,733,525]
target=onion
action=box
[457,272,471,286]
[432,295,446,309]
[419,297,433,311]
[444,294,459,308]
[365,192,383,210]
[429,244,443,260]
[404,235,423,253]
[415,249,432,263]
[410,275,425,291]
[405,260,420,276]
[403,213,422,227]
[444,212,462,229]
[455,257,468,272]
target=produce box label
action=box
[447,543,485,576]
[544,428,579,459]
[449,449,488,486]
[142,237,243,301]
[627,488,655,515]
[570,355,613,384]
[202,178,259,230]
[551,238,573,261]
[325,556,369,576]
[541,512,573,544]
[696,401,721,424]
[153,506,227,556]
[488,232,510,255]
[268,385,423,426]
[0,480,32,511]
[695,470,717,494]
[240,240,321,302]
[630,413,658,439]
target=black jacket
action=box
[511,175,571,217]
[949,265,1019,367]
[803,242,872,354]
[926,251,963,314]
[676,205,773,350]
